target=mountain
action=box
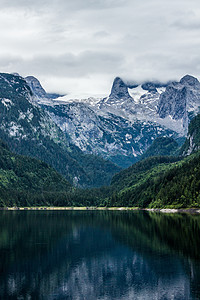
[39,77,180,167]
[4,72,200,172]
[33,74,200,168]
[0,139,72,207]
[0,73,120,187]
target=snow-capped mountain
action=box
[24,73,200,168]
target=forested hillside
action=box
[0,139,75,207]
[104,151,200,208]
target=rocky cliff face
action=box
[180,114,200,156]
[157,75,200,132]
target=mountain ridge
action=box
[32,74,200,167]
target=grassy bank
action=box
[1,207,200,214]
[0,206,139,211]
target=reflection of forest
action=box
[0,210,200,299]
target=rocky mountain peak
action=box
[25,75,47,99]
[180,75,200,89]
[25,75,64,101]
[109,77,132,100]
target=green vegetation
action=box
[141,136,179,159]
[2,137,200,209]
[104,151,200,208]
[0,139,73,207]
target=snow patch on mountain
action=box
[1,98,13,108]
[128,85,148,103]
[56,92,106,105]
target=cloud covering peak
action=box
[0,0,200,95]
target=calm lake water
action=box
[0,210,200,300]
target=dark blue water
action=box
[0,210,200,299]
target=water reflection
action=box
[0,210,200,299]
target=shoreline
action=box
[0,207,200,214]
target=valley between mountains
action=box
[0,72,200,208]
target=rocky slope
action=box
[44,101,176,167]
[32,75,200,167]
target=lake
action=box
[0,210,200,299]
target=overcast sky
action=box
[0,0,200,95]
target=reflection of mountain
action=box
[54,248,189,300]
[0,211,200,299]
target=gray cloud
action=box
[0,51,124,76]
[0,0,127,12]
[172,16,200,30]
[0,0,200,94]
